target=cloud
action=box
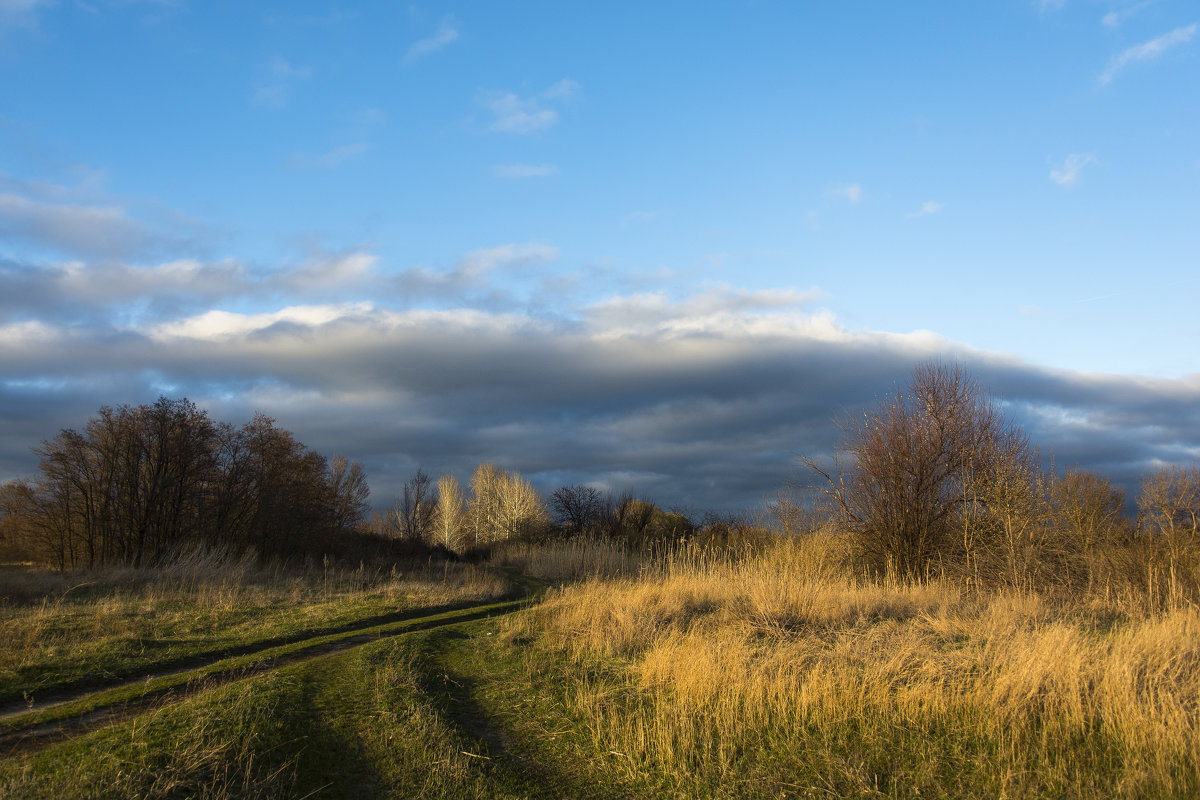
[492,163,559,179]
[281,251,378,293]
[1036,0,1066,12]
[403,18,459,64]
[253,57,312,109]
[287,142,372,170]
[2,284,1196,514]
[906,200,943,218]
[1050,153,1096,186]
[0,193,152,258]
[1100,23,1198,84]
[1102,2,1153,28]
[827,183,862,204]
[542,79,579,100]
[395,243,559,299]
[482,80,578,134]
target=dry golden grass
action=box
[488,535,643,582]
[511,534,1200,797]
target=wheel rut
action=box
[0,597,531,759]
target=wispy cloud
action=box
[1036,0,1066,14]
[0,193,152,258]
[396,243,560,299]
[826,183,862,204]
[1050,153,1096,186]
[906,200,943,219]
[493,163,558,179]
[403,17,459,64]
[1101,1,1154,28]
[482,80,579,134]
[1100,23,1198,85]
[288,142,372,170]
[252,57,313,109]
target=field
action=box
[2,536,1197,799]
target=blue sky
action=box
[1,1,1198,511]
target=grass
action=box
[3,534,1197,798]
[501,534,1200,798]
[0,618,631,799]
[0,551,508,709]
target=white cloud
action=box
[397,242,560,298]
[827,183,862,204]
[484,93,558,134]
[1050,153,1096,186]
[906,200,943,219]
[403,18,459,64]
[152,303,374,341]
[1100,23,1198,84]
[482,80,578,134]
[542,79,579,100]
[492,163,559,179]
[253,57,312,108]
[287,142,372,170]
[284,252,379,292]
[1102,1,1154,28]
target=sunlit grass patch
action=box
[505,536,1200,798]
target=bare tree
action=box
[1051,468,1126,551]
[1139,465,1200,559]
[803,361,1030,578]
[396,468,436,542]
[550,484,604,534]
[328,455,371,534]
[1139,466,1199,536]
[14,399,377,568]
[431,473,467,550]
[467,463,548,544]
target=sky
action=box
[1,0,1198,514]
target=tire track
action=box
[0,596,531,759]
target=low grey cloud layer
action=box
[1,270,1196,513]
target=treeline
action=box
[3,371,1197,602]
[370,465,700,552]
[0,398,371,568]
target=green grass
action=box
[0,597,528,738]
[0,618,635,799]
[0,560,509,708]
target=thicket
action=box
[0,398,373,569]
[798,361,1200,606]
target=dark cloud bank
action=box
[2,294,1196,515]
